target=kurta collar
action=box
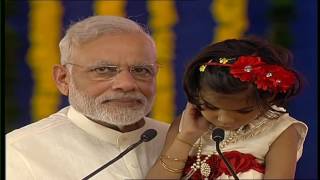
[67,106,146,146]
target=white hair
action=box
[59,15,154,64]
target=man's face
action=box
[66,32,157,126]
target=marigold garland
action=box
[211,0,248,42]
[147,1,177,123]
[27,1,63,121]
[93,0,126,16]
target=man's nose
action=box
[111,70,138,92]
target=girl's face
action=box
[199,87,262,130]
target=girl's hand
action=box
[178,102,211,143]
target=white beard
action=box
[68,78,153,126]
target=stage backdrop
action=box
[5,0,317,179]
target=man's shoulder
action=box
[144,117,170,132]
[144,117,169,126]
[6,106,71,144]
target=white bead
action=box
[266,72,272,77]
[244,65,252,72]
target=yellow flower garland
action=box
[27,1,63,121]
[147,1,178,123]
[93,0,127,16]
[211,0,248,42]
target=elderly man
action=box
[6,15,169,179]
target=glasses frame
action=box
[63,62,158,81]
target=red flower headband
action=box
[199,56,297,93]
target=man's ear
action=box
[53,64,70,96]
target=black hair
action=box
[183,36,302,115]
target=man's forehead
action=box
[70,33,156,65]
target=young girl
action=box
[146,37,308,179]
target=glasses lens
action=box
[130,65,155,80]
[90,65,119,80]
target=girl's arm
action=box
[146,103,210,179]
[263,124,299,179]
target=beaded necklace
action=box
[182,116,272,180]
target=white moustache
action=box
[98,94,146,104]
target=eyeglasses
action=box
[64,63,157,81]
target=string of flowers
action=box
[211,0,249,42]
[94,0,126,17]
[147,1,177,123]
[27,1,63,121]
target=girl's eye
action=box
[206,105,219,110]
[199,99,219,111]
[201,103,219,110]
[237,109,254,114]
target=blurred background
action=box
[5,0,317,179]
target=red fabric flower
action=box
[202,55,298,93]
[255,65,297,93]
[230,56,265,82]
